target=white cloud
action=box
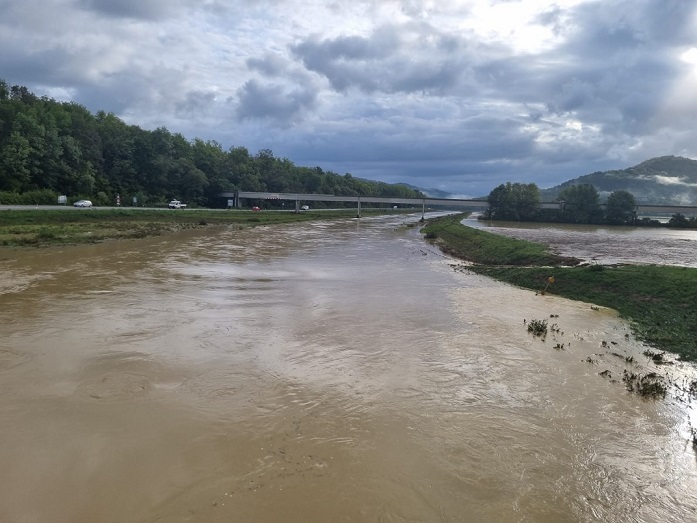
[647,175,697,187]
[1,0,697,196]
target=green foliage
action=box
[0,80,424,207]
[667,213,692,228]
[605,189,636,224]
[422,213,573,266]
[36,227,56,240]
[539,155,697,205]
[486,182,540,221]
[0,189,58,205]
[558,184,602,223]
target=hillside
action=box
[0,80,424,207]
[540,156,697,205]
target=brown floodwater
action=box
[1,214,696,522]
[465,216,697,267]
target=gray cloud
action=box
[2,0,697,197]
[291,23,474,94]
[247,54,290,77]
[236,79,318,125]
[77,0,189,20]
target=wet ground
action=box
[1,214,696,522]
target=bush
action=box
[0,190,59,205]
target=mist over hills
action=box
[539,156,697,205]
[397,184,452,199]
[410,156,697,206]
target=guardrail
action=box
[220,191,697,218]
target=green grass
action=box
[421,213,579,266]
[0,207,406,247]
[423,213,697,360]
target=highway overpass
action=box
[220,191,697,218]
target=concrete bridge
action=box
[220,191,697,218]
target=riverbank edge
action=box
[421,213,697,362]
[0,208,407,247]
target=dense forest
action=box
[0,80,423,207]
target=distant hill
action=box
[540,156,697,205]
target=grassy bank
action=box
[422,213,697,361]
[0,208,397,247]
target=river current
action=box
[1,214,696,522]
[465,216,697,267]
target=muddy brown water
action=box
[466,216,697,267]
[1,215,696,522]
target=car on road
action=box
[168,200,187,209]
[252,206,261,211]
[300,205,310,210]
[73,200,92,208]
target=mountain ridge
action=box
[539,155,697,205]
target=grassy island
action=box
[422,213,697,361]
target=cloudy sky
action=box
[2,0,697,197]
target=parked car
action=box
[300,205,310,210]
[73,200,92,208]
[168,200,187,209]
[252,206,261,211]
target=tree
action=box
[558,184,601,223]
[0,130,32,191]
[668,213,690,228]
[487,182,540,221]
[605,190,636,224]
[0,82,426,205]
[171,158,208,203]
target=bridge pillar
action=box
[357,197,361,218]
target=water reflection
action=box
[0,215,695,522]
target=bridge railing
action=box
[221,191,697,217]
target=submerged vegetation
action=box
[0,208,401,247]
[422,213,697,361]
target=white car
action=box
[300,205,310,210]
[73,200,92,207]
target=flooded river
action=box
[465,216,697,267]
[1,214,696,522]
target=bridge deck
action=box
[221,191,697,216]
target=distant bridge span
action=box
[220,191,697,218]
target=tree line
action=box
[0,80,423,207]
[485,182,696,227]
